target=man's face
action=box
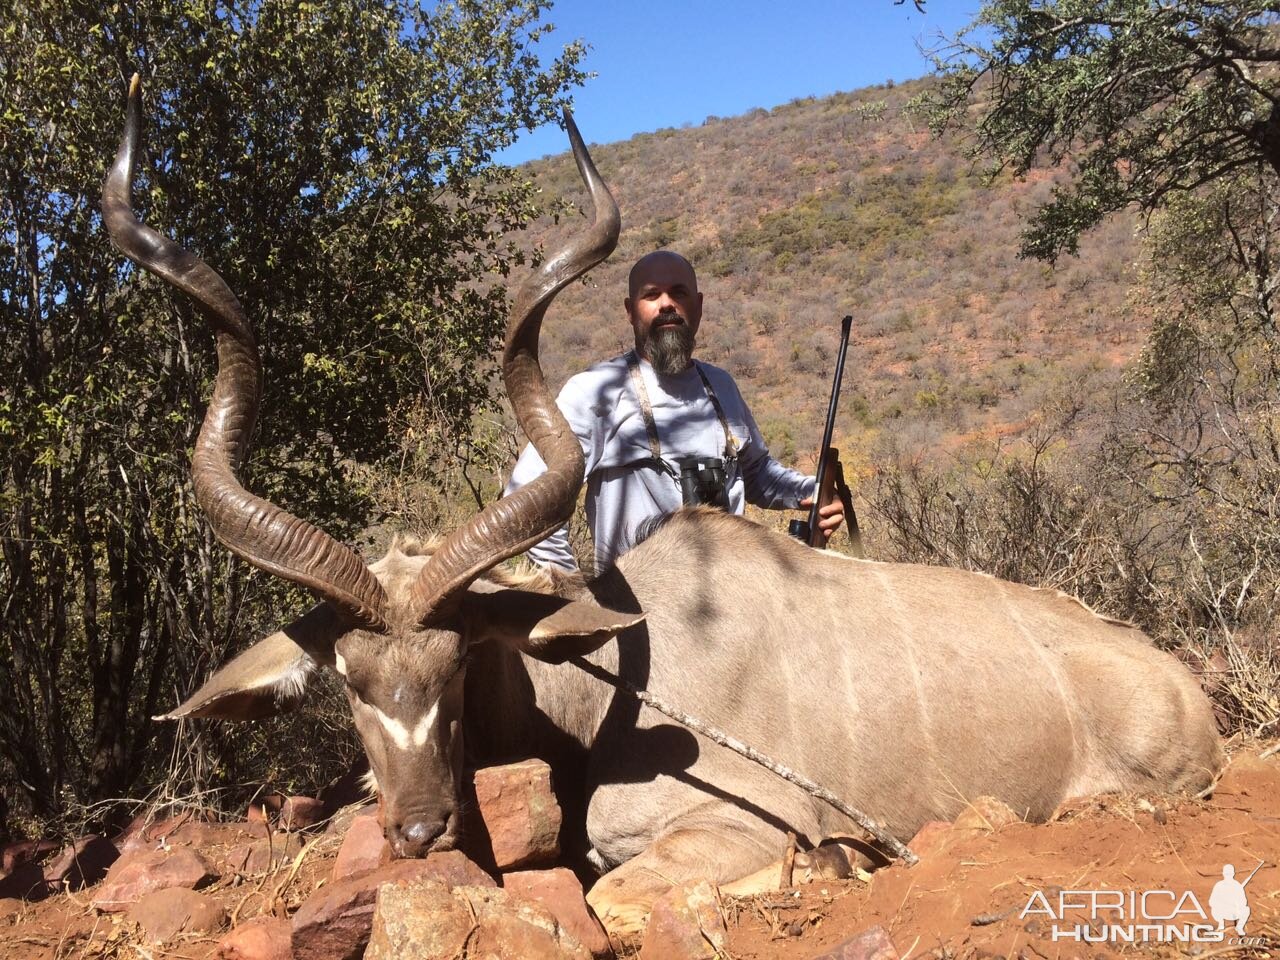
[625,252,703,374]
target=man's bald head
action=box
[628,250,699,300]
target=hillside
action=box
[518,76,1144,476]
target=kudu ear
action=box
[464,589,643,663]
[157,604,344,722]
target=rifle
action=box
[789,315,863,555]
[1241,859,1265,887]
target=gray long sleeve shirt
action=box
[504,353,815,571]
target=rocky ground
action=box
[1,748,1277,960]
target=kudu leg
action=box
[586,818,783,939]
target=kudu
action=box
[104,77,1223,936]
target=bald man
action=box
[505,250,843,571]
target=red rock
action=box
[907,820,954,859]
[167,820,262,848]
[812,924,900,960]
[291,852,494,960]
[224,834,304,876]
[332,811,389,882]
[640,881,726,960]
[504,867,612,958]
[471,759,561,870]
[280,796,325,832]
[116,810,215,854]
[0,862,47,901]
[247,794,284,825]
[366,880,590,960]
[128,887,226,942]
[112,812,151,849]
[461,886,592,960]
[43,834,119,892]
[91,847,217,913]
[1,839,58,873]
[217,916,293,960]
[363,879,471,959]
[322,800,378,841]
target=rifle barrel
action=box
[1241,859,1265,886]
[807,315,853,542]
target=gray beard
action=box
[645,324,695,375]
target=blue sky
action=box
[500,0,980,164]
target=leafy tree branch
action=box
[920,0,1280,260]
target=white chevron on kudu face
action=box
[371,699,439,752]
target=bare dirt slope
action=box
[2,747,1277,960]
[724,747,1279,960]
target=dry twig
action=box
[269,834,328,913]
[569,657,919,865]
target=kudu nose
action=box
[389,816,447,858]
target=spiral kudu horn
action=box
[411,108,620,624]
[101,75,388,631]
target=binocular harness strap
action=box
[626,350,670,475]
[625,351,737,479]
[692,362,740,460]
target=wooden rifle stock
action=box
[812,448,840,544]
[808,447,861,554]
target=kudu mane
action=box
[370,534,579,603]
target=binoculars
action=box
[678,457,730,510]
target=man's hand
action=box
[798,496,845,547]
